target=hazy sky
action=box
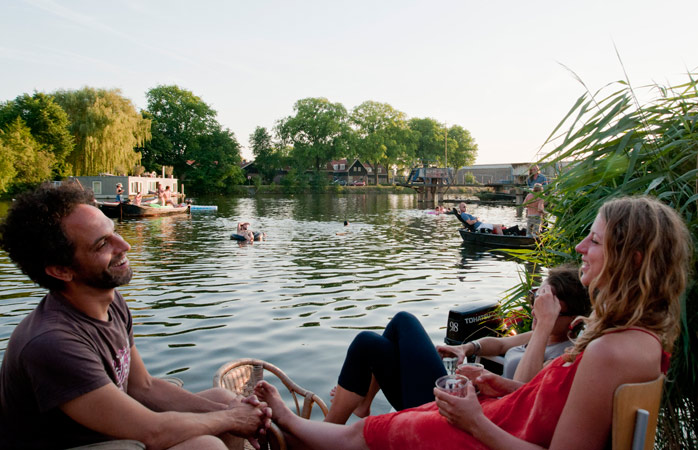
[2,0,697,164]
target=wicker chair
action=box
[213,358,329,450]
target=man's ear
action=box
[45,265,74,283]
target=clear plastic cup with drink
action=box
[435,374,469,397]
[457,362,484,379]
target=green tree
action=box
[143,85,218,174]
[53,88,150,176]
[351,101,413,184]
[408,117,446,167]
[446,125,478,172]
[250,126,280,183]
[277,98,351,172]
[0,92,74,178]
[0,117,54,191]
[505,77,698,449]
[0,138,16,194]
[182,127,245,193]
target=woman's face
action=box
[575,213,607,287]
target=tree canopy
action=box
[143,85,242,193]
[53,88,150,176]
[351,101,415,184]
[0,92,74,178]
[277,97,352,172]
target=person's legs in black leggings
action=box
[336,311,446,411]
[380,311,447,409]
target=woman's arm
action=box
[512,286,559,383]
[436,332,532,365]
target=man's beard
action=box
[71,261,133,289]
[86,266,133,289]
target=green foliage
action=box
[351,101,415,184]
[518,76,698,449]
[277,98,352,172]
[143,85,218,173]
[0,92,74,178]
[0,117,55,193]
[250,126,281,183]
[447,125,478,170]
[53,88,150,176]
[280,168,310,194]
[408,117,447,166]
[0,137,16,193]
[143,85,242,193]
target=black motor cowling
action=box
[444,299,501,345]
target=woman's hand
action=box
[434,383,485,434]
[436,344,467,365]
[533,284,561,327]
[468,372,522,398]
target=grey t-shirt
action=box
[502,340,572,380]
[0,290,134,449]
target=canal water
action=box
[0,194,529,418]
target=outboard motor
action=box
[444,299,501,345]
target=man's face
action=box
[62,204,132,289]
[459,203,466,213]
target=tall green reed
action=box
[504,75,698,449]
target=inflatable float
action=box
[231,231,265,241]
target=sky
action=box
[2,0,697,165]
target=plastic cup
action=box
[435,374,469,397]
[458,362,484,379]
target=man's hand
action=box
[225,395,271,438]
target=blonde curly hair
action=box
[566,196,691,361]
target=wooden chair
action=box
[612,374,664,450]
[213,358,329,450]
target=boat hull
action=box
[458,228,535,249]
[98,202,190,218]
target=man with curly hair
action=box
[0,182,270,449]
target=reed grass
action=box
[500,74,698,449]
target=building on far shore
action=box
[456,163,561,185]
[69,174,180,201]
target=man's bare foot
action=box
[254,381,295,429]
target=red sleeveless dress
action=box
[363,328,670,450]
[363,354,582,449]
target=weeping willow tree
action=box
[53,88,151,175]
[515,75,698,449]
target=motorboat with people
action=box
[449,207,536,249]
[98,201,190,219]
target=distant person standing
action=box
[524,183,545,237]
[163,186,176,206]
[527,164,548,188]
[156,182,165,205]
[115,183,123,202]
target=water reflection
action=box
[0,194,530,416]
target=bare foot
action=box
[254,381,294,429]
[329,385,370,418]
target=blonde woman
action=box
[255,196,689,450]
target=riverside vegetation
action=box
[500,75,698,449]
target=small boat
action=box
[98,202,190,218]
[449,207,536,249]
[458,228,536,249]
